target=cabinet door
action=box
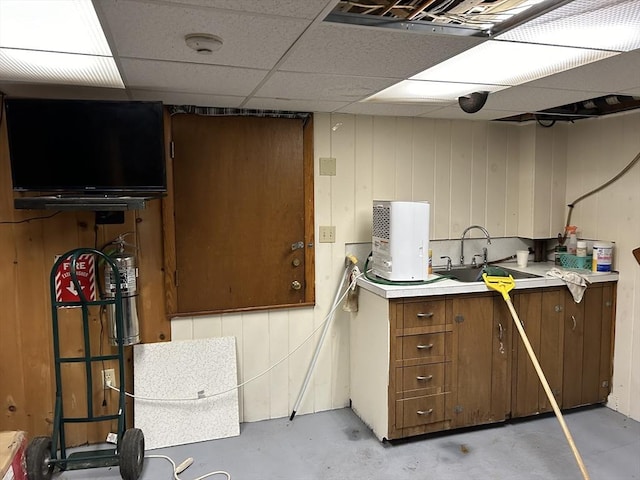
[450,294,508,428]
[511,289,564,417]
[562,283,615,408]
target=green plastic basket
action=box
[559,253,592,270]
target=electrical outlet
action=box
[318,226,336,243]
[102,369,116,389]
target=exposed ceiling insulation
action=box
[329,0,552,31]
[497,94,640,125]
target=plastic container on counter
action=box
[592,242,613,272]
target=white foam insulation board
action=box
[133,336,240,450]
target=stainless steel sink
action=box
[433,266,541,282]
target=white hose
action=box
[289,264,351,420]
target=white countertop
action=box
[357,261,619,299]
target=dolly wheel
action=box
[120,428,145,480]
[26,436,54,480]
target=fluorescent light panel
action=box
[365,80,507,104]
[0,49,124,88]
[411,40,617,86]
[0,0,123,88]
[497,0,640,52]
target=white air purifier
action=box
[372,200,430,281]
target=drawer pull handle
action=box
[417,409,433,416]
[416,312,434,319]
[416,375,433,381]
[417,344,434,350]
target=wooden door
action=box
[170,114,313,313]
[450,294,508,428]
[511,288,564,417]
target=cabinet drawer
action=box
[396,393,446,428]
[397,362,449,397]
[400,332,449,363]
[402,300,446,330]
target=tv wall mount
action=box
[13,194,164,211]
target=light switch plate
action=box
[319,226,336,243]
[319,157,336,176]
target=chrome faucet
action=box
[460,225,491,265]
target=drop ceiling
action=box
[0,0,639,121]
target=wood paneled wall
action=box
[4,107,638,443]
[0,110,170,444]
[564,111,640,420]
[171,113,560,424]
[173,112,639,424]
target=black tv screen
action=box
[5,98,167,194]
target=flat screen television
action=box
[4,98,167,195]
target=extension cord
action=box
[175,457,194,474]
[146,454,231,480]
[106,267,365,404]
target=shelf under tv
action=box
[14,194,164,211]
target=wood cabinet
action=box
[388,296,452,439]
[511,288,565,417]
[449,295,510,429]
[562,282,615,408]
[351,282,616,441]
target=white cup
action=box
[516,250,529,268]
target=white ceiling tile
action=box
[526,51,640,94]
[256,71,396,101]
[421,106,526,121]
[243,97,349,112]
[159,0,336,19]
[120,59,267,96]
[4,0,640,119]
[484,86,608,113]
[128,89,245,108]
[279,22,484,78]
[97,0,311,69]
[336,102,444,117]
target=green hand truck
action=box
[25,248,145,480]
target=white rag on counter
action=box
[546,267,591,303]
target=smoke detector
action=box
[185,34,223,54]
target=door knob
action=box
[291,280,302,290]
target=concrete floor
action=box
[55,405,639,480]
